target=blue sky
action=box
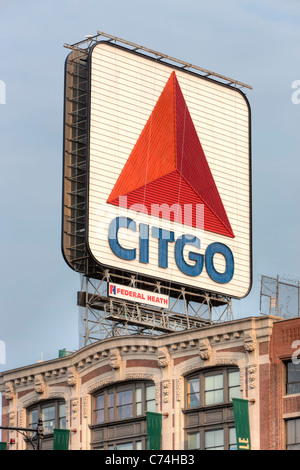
[0,0,300,372]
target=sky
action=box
[0,0,300,374]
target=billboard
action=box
[63,41,252,300]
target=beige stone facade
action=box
[1,315,299,450]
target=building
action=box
[0,314,299,450]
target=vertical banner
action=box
[146,412,162,450]
[233,398,251,450]
[53,429,70,450]
[0,442,7,450]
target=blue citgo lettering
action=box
[175,235,204,277]
[151,227,175,269]
[108,217,136,261]
[107,218,234,284]
[205,242,234,284]
[139,223,149,264]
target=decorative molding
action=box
[5,381,15,401]
[34,375,45,395]
[87,377,113,394]
[72,399,79,420]
[19,410,25,427]
[158,349,169,368]
[67,367,78,387]
[48,392,65,400]
[239,367,244,391]
[175,378,182,402]
[125,373,153,381]
[248,365,257,389]
[155,383,159,405]
[162,380,171,403]
[215,358,239,366]
[244,334,256,353]
[110,351,121,370]
[199,338,212,361]
[9,412,16,427]
[83,397,88,419]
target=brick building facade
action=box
[0,315,299,450]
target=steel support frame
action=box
[78,271,234,346]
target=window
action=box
[205,429,224,450]
[205,374,223,405]
[91,381,156,450]
[186,367,240,409]
[93,382,155,424]
[286,418,300,450]
[187,378,200,408]
[26,400,66,450]
[286,362,300,395]
[184,367,240,450]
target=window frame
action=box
[286,417,300,450]
[285,361,300,396]
[184,367,240,450]
[92,381,156,425]
[186,367,240,409]
[27,399,67,436]
[90,381,156,450]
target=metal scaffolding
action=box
[78,272,234,346]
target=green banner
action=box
[0,442,7,450]
[146,412,162,450]
[233,398,251,450]
[53,429,70,450]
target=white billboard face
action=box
[87,42,252,299]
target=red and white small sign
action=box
[108,283,169,308]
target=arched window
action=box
[90,381,156,450]
[184,367,240,450]
[26,400,66,450]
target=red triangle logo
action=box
[107,71,234,238]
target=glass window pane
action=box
[136,441,142,450]
[188,432,200,450]
[205,374,223,391]
[146,399,156,413]
[108,393,114,421]
[188,378,200,407]
[205,389,223,405]
[96,395,104,409]
[205,374,223,405]
[188,393,200,408]
[29,409,38,427]
[229,386,240,401]
[118,390,133,406]
[146,386,155,401]
[136,388,142,403]
[117,390,133,419]
[59,403,67,430]
[117,442,134,450]
[188,378,199,393]
[287,362,300,394]
[42,405,55,434]
[229,427,237,450]
[205,429,224,450]
[95,395,105,423]
[229,371,240,387]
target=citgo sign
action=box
[86,42,252,299]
